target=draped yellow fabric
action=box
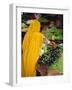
[22,20,43,77]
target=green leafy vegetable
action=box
[38,44,63,67]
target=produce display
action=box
[38,44,63,66]
[42,26,63,40]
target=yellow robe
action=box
[22,20,43,77]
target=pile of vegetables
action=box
[38,43,63,67]
[42,26,63,40]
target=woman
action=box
[22,14,44,77]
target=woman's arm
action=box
[43,36,50,45]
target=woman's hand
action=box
[43,36,57,47]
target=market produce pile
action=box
[38,43,63,67]
[42,26,63,40]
